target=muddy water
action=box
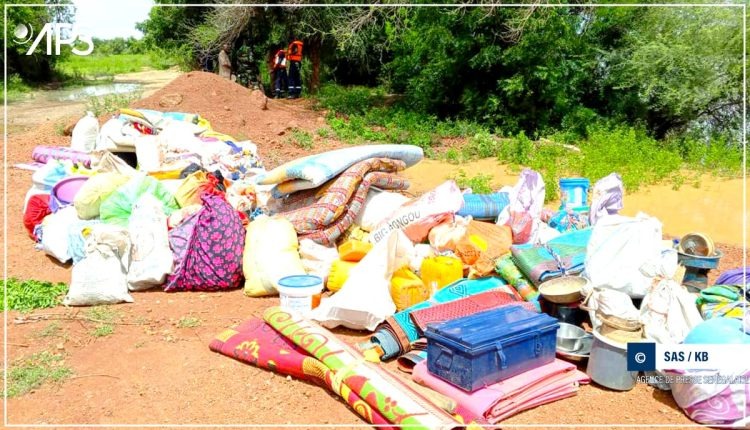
[402,158,747,246]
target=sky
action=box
[71,0,154,40]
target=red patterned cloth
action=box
[209,318,394,428]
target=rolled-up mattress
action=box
[32,146,93,168]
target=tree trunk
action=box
[309,36,322,94]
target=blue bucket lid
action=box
[559,177,590,186]
[277,275,322,288]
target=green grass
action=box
[2,278,68,312]
[8,351,72,397]
[453,170,494,194]
[86,90,143,116]
[56,54,153,79]
[176,316,202,329]
[316,85,743,203]
[87,306,119,337]
[36,323,62,339]
[91,325,114,337]
[286,129,314,150]
[6,74,34,102]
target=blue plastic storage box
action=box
[424,304,559,392]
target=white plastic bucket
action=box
[277,275,323,314]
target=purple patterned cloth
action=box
[165,194,245,292]
[715,267,749,287]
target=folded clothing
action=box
[412,358,589,424]
[696,285,748,320]
[511,228,592,286]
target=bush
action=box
[2,278,68,312]
[316,84,386,115]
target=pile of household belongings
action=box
[23,109,749,428]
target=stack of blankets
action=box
[256,145,423,246]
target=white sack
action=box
[355,189,409,231]
[584,213,662,298]
[63,225,133,306]
[127,194,173,290]
[40,206,80,263]
[71,111,99,153]
[639,249,703,344]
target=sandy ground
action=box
[2,71,747,428]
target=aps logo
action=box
[13,23,94,56]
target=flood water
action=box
[49,82,142,102]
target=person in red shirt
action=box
[286,40,303,99]
[271,48,288,99]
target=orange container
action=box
[420,256,464,291]
[338,239,373,262]
[390,267,430,311]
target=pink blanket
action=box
[412,359,589,424]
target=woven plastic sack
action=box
[355,190,409,232]
[70,112,99,153]
[174,171,210,208]
[165,194,244,292]
[243,216,306,297]
[127,194,173,291]
[99,176,179,227]
[63,225,133,306]
[369,180,463,245]
[40,206,80,263]
[584,213,662,298]
[73,172,130,219]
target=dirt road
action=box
[2,72,746,428]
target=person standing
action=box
[286,39,304,99]
[272,48,288,98]
[218,44,232,79]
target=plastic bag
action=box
[356,190,410,232]
[428,215,471,251]
[299,239,339,281]
[584,213,662,298]
[63,225,133,306]
[127,194,173,291]
[639,249,703,344]
[100,176,179,227]
[243,216,306,297]
[369,180,463,245]
[40,206,80,263]
[310,229,413,331]
[497,169,546,245]
[71,112,99,153]
[73,172,130,219]
[589,173,624,226]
